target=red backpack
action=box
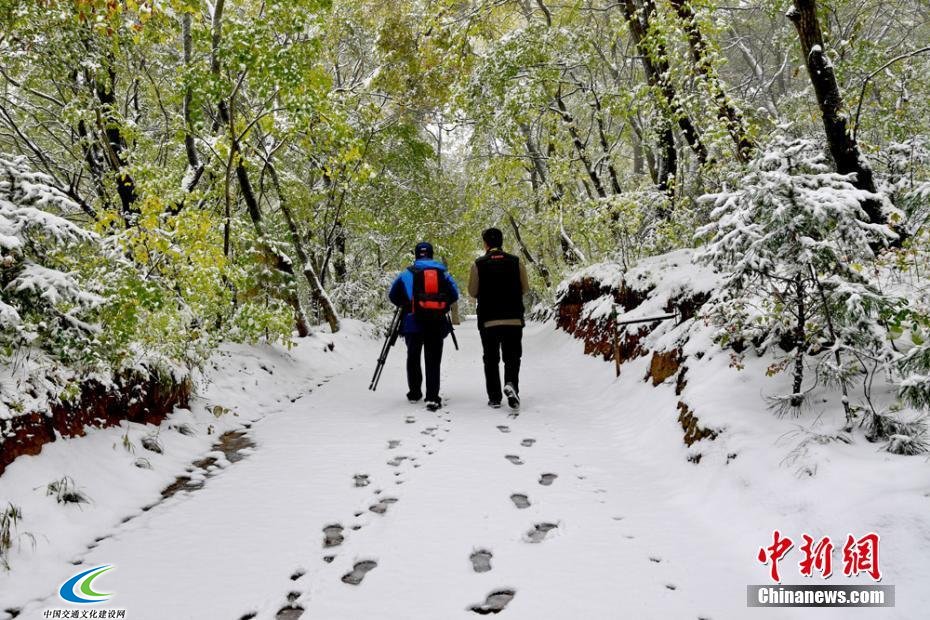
[409,267,452,322]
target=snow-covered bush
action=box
[328,259,394,322]
[697,138,899,422]
[45,476,90,505]
[880,138,930,235]
[93,203,296,373]
[0,155,102,363]
[874,139,930,415]
[600,190,694,271]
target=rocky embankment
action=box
[554,250,720,447]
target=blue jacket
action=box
[388,258,460,335]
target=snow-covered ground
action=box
[0,319,927,619]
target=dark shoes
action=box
[488,400,502,409]
[503,383,520,410]
[425,399,441,412]
[407,391,422,403]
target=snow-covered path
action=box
[8,322,912,619]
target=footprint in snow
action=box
[649,557,662,563]
[369,497,398,514]
[470,549,493,573]
[520,438,535,447]
[525,523,558,543]
[387,456,408,467]
[510,494,530,509]
[497,425,510,433]
[505,455,523,465]
[341,560,377,585]
[290,570,305,581]
[405,416,416,424]
[388,440,401,449]
[275,605,304,620]
[665,584,677,591]
[323,524,344,548]
[353,474,369,488]
[469,589,515,615]
[539,473,557,486]
[323,555,335,563]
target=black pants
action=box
[405,330,444,402]
[479,325,523,402]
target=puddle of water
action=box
[215,430,254,463]
[161,430,256,499]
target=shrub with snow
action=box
[0,155,106,416]
[697,138,899,423]
[0,155,102,343]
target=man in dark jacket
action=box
[388,242,460,411]
[467,228,529,410]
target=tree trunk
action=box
[520,123,562,202]
[791,274,806,408]
[670,0,754,162]
[211,0,310,337]
[91,65,139,220]
[333,221,347,283]
[729,27,781,117]
[788,0,884,225]
[507,212,552,288]
[632,123,645,177]
[553,87,608,199]
[574,76,623,194]
[267,165,341,333]
[181,12,204,193]
[621,0,708,167]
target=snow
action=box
[0,318,928,619]
[7,262,103,308]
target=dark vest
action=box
[475,250,524,326]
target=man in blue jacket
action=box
[388,242,460,411]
